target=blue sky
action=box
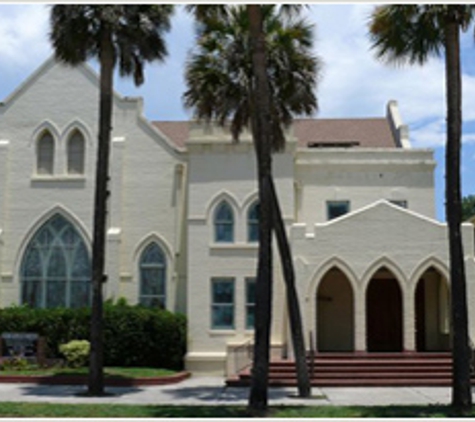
[0,4,474,222]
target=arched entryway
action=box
[317,267,354,351]
[366,267,403,352]
[415,267,451,351]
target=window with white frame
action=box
[245,277,256,329]
[67,130,85,175]
[37,132,54,175]
[327,200,350,220]
[247,201,259,242]
[214,201,234,242]
[211,278,235,329]
[139,242,166,308]
[21,214,91,308]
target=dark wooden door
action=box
[366,278,403,352]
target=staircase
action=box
[226,352,472,387]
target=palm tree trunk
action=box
[444,16,472,412]
[88,24,114,396]
[268,175,311,397]
[247,5,273,416]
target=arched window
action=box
[214,201,234,242]
[37,132,54,175]
[139,242,166,308]
[247,201,259,242]
[67,130,85,174]
[21,214,91,308]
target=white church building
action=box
[0,58,474,375]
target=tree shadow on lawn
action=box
[18,383,143,399]
[160,385,293,403]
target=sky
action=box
[0,3,474,222]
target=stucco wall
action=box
[291,201,475,352]
[295,148,436,225]
[185,125,295,372]
[0,59,186,311]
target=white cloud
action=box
[311,4,475,149]
[0,5,51,70]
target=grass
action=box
[0,366,176,377]
[0,403,474,418]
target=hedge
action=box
[0,301,186,370]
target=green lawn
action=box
[0,403,473,418]
[0,367,176,377]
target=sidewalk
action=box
[0,375,456,406]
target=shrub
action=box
[59,340,90,368]
[0,356,31,371]
[0,302,186,369]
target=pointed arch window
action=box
[67,130,85,174]
[247,201,259,242]
[214,201,234,243]
[21,214,91,308]
[37,132,54,175]
[139,242,166,308]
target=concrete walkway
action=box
[0,376,459,406]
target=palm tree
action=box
[369,5,474,412]
[184,5,320,413]
[49,4,174,395]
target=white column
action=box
[105,136,125,299]
[355,285,366,352]
[404,286,416,352]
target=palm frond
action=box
[50,5,174,86]
[183,4,320,151]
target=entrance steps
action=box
[226,352,473,387]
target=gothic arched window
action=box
[67,130,85,174]
[247,201,259,242]
[21,214,91,308]
[214,201,234,243]
[37,131,54,175]
[139,242,166,308]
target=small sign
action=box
[1,332,39,358]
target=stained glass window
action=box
[21,214,91,308]
[37,132,54,175]
[68,131,85,174]
[211,278,234,329]
[214,201,234,242]
[139,243,166,308]
[247,201,259,242]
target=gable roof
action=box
[152,117,398,149]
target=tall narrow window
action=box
[67,131,85,174]
[214,201,234,242]
[245,277,256,329]
[139,242,166,308]
[21,214,91,308]
[211,278,235,329]
[37,132,54,175]
[247,201,259,242]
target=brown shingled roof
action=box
[152,117,397,149]
[293,118,396,148]
[152,121,189,148]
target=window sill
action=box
[31,175,86,184]
[209,243,258,251]
[208,329,236,336]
